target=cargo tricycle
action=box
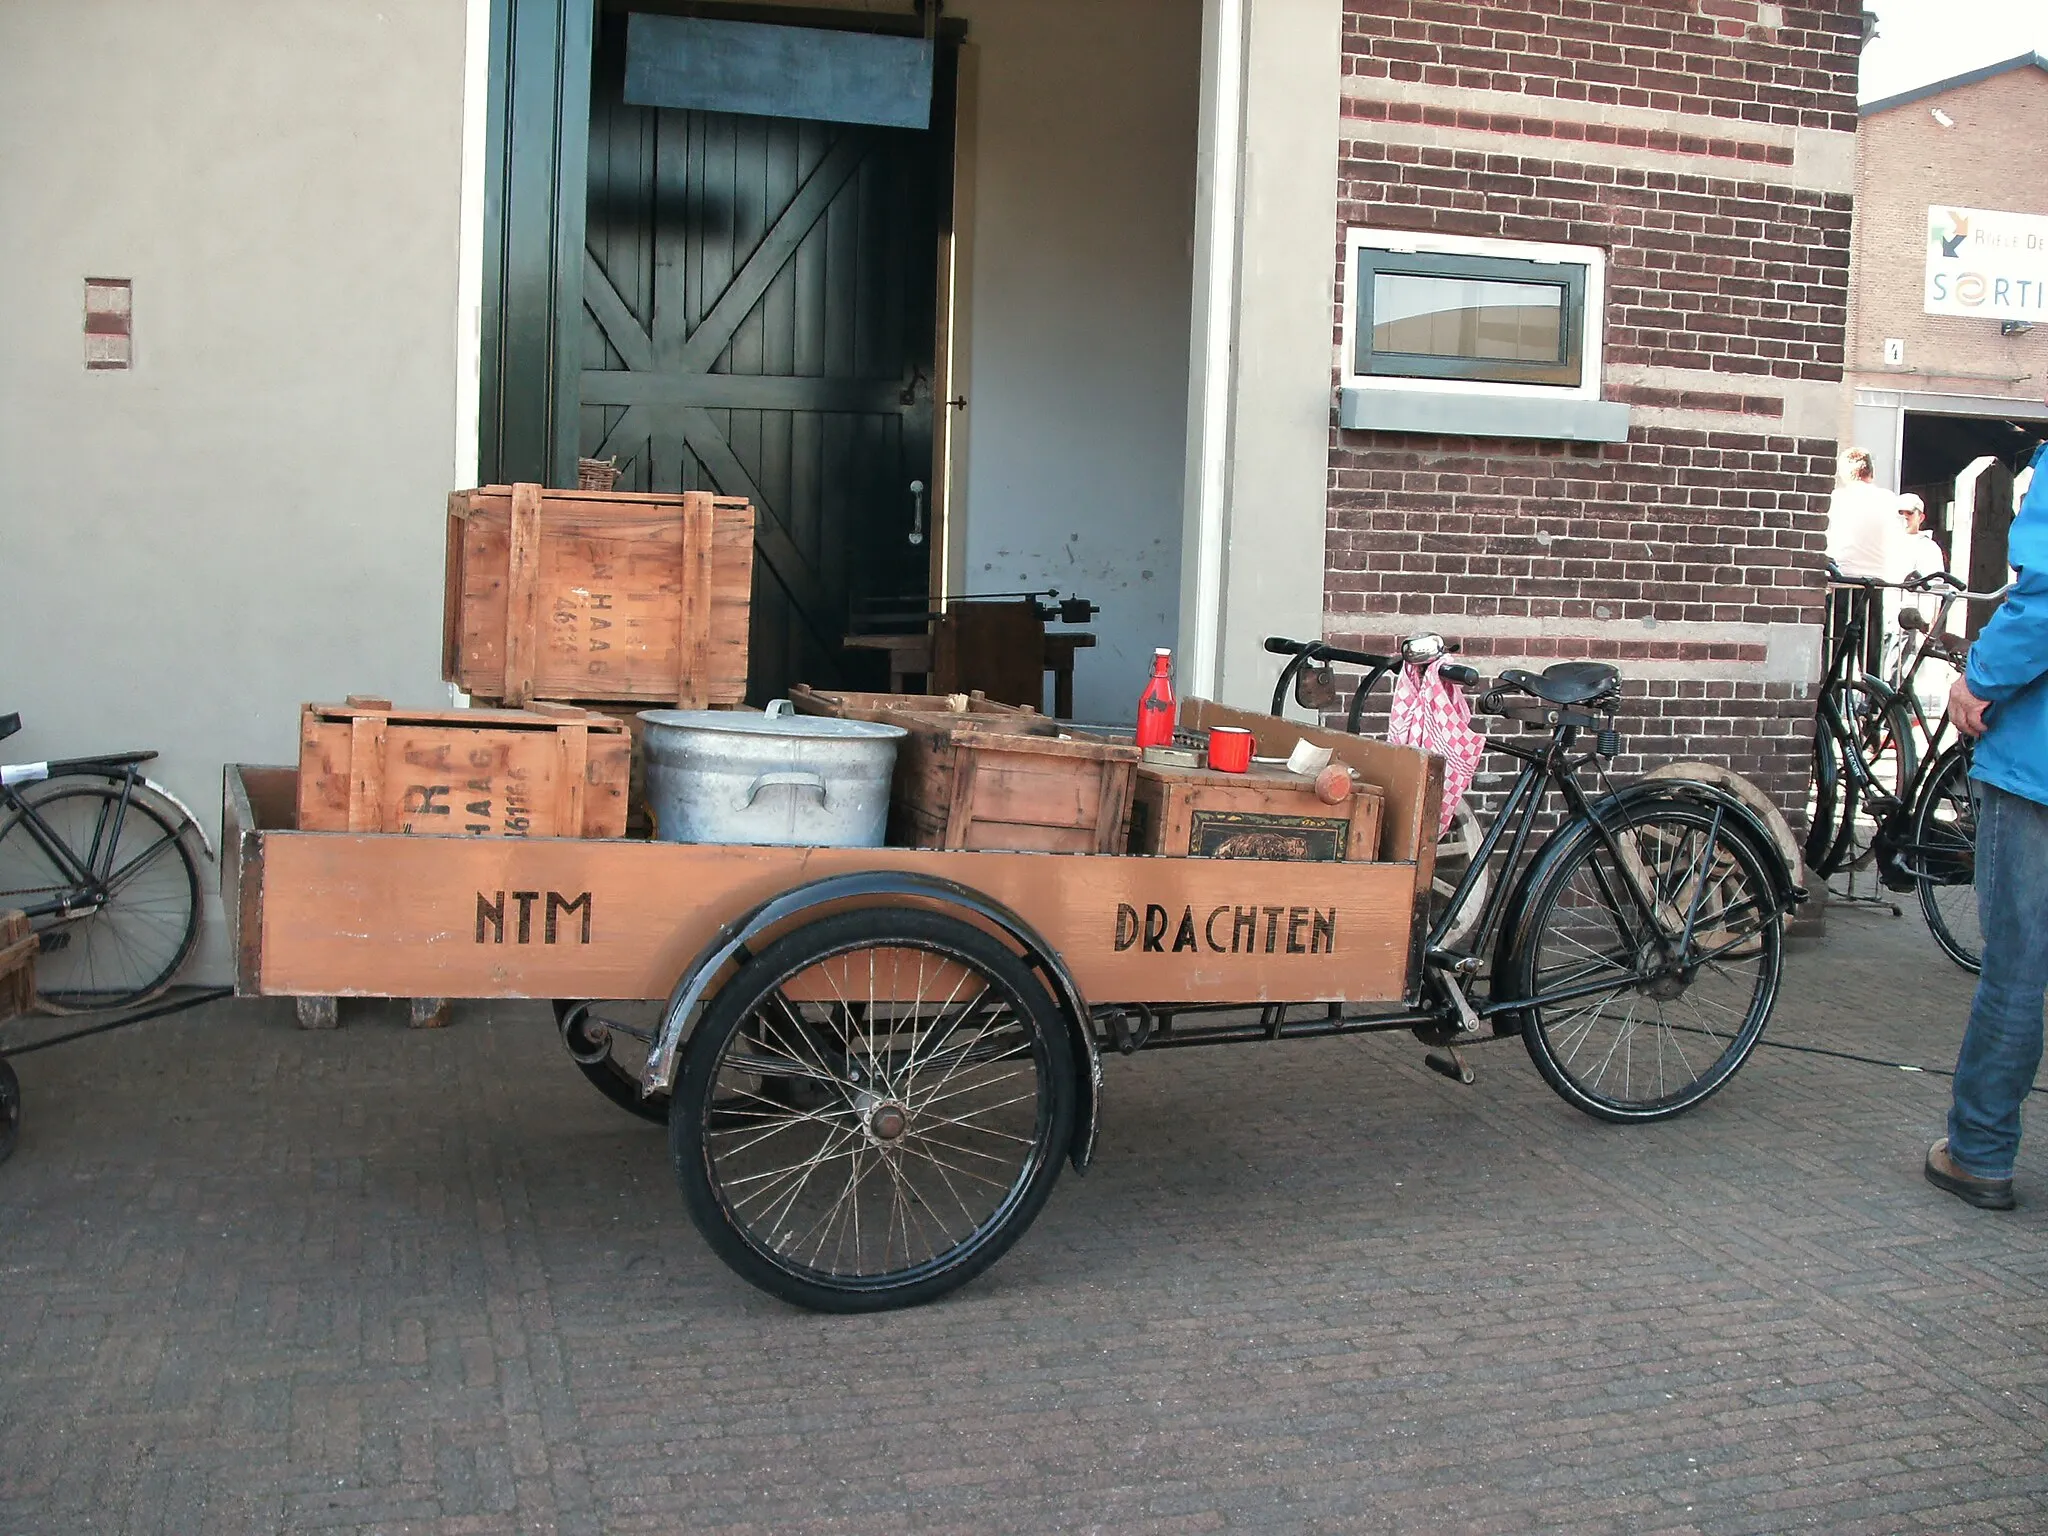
[222,651,1802,1312]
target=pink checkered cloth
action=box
[1386,656,1486,834]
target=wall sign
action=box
[84,277,131,370]
[624,13,934,130]
[1925,207,2048,321]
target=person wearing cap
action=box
[1925,444,2048,1210]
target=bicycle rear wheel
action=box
[1503,798,1783,1123]
[1911,746,1981,972]
[0,783,201,1012]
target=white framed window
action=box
[1339,229,1624,440]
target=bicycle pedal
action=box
[1425,1048,1476,1085]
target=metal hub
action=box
[1634,940,1691,1002]
[1643,970,1690,1002]
[863,1098,910,1145]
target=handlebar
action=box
[1263,635,1480,687]
[1829,567,2010,605]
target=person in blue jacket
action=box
[1926,444,2048,1210]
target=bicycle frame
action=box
[0,766,166,922]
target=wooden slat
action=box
[676,491,715,707]
[238,791,1423,1006]
[502,481,545,706]
[347,716,387,834]
[556,722,589,838]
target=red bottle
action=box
[1135,648,1177,748]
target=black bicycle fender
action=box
[1593,778,1807,910]
[636,870,1103,1174]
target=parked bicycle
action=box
[1807,571,2009,971]
[1257,635,1802,1119]
[0,713,210,1012]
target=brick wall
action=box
[1326,0,1863,832]
[1848,64,2048,395]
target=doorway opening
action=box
[579,6,958,701]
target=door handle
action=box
[909,480,926,546]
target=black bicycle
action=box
[1807,574,2008,970]
[0,713,208,1012]
[1252,636,1802,1120]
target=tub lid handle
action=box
[764,698,796,719]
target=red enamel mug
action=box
[1206,726,1253,773]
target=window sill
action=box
[1338,386,1632,444]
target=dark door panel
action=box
[583,16,941,700]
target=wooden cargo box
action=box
[882,712,1138,854]
[297,698,630,839]
[0,911,34,1021]
[1128,762,1385,862]
[445,483,754,708]
[786,686,1037,721]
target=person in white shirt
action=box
[1826,447,1904,579]
[1894,493,1946,581]
[1892,492,1955,721]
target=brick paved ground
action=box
[1,911,2043,1535]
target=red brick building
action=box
[1321,0,1863,822]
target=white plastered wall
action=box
[1179,0,1343,714]
[0,1,471,982]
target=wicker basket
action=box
[577,457,621,492]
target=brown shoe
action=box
[1925,1139,2017,1211]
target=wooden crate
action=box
[1128,762,1384,862]
[297,698,630,839]
[786,686,1038,721]
[0,910,35,1021]
[882,712,1138,854]
[444,483,754,708]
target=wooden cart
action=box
[223,692,1799,1312]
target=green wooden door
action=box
[580,15,945,699]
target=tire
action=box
[1803,726,1845,874]
[1503,798,1784,1123]
[671,907,1076,1312]
[1911,746,1982,973]
[1807,680,1913,880]
[0,784,202,1013]
[0,1057,18,1165]
[1842,677,1917,802]
[1431,800,1490,948]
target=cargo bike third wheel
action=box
[671,908,1078,1313]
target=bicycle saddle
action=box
[0,713,17,743]
[1496,662,1621,706]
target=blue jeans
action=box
[1947,782,2048,1179]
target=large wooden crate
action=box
[1128,763,1384,862]
[0,911,34,1021]
[881,712,1139,854]
[297,698,630,839]
[444,483,754,708]
[786,686,1038,721]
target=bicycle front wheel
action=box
[672,908,1075,1312]
[1911,745,1981,973]
[0,783,201,1012]
[1503,798,1784,1123]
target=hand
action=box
[1948,675,1991,738]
